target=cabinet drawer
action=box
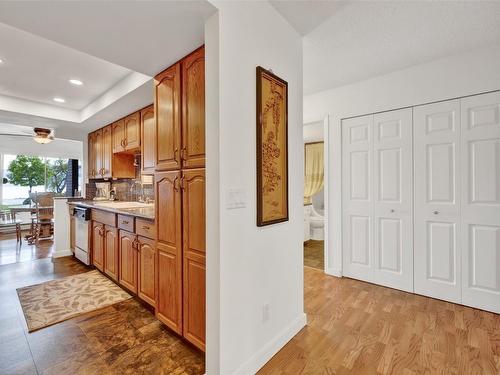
[136,218,156,239]
[91,209,116,227]
[118,214,135,232]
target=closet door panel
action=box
[414,100,461,303]
[461,91,500,313]
[373,109,413,292]
[342,115,374,283]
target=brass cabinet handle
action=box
[174,148,179,162]
[173,176,179,192]
[124,138,128,146]
[181,147,186,161]
[180,176,185,190]
[122,220,129,225]
[141,225,150,230]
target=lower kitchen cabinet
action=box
[183,251,206,351]
[91,221,104,271]
[137,236,156,307]
[182,168,206,350]
[104,226,119,281]
[119,230,138,294]
[155,171,183,334]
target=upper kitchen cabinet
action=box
[155,62,181,171]
[124,111,141,150]
[112,112,140,154]
[112,119,125,153]
[141,105,156,174]
[182,46,205,168]
[101,125,113,179]
[89,124,134,180]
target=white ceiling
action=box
[0,1,216,140]
[289,1,500,95]
[270,0,347,36]
[0,22,132,111]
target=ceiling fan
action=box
[0,125,55,144]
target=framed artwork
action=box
[256,66,289,226]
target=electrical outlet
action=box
[262,303,270,323]
[225,188,247,209]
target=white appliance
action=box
[73,206,91,265]
[341,90,500,314]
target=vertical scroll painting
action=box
[256,66,289,226]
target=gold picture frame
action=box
[256,66,289,226]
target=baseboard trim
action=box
[326,267,342,277]
[52,250,73,258]
[233,312,307,375]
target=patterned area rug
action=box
[17,270,132,332]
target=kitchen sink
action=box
[93,201,154,209]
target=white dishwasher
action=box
[73,206,91,265]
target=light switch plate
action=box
[225,188,247,209]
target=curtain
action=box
[304,142,324,205]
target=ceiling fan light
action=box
[33,127,54,144]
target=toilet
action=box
[304,204,325,241]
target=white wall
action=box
[206,2,305,374]
[304,44,500,277]
[303,120,323,143]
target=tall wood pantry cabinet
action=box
[155,45,206,351]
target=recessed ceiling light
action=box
[0,58,4,63]
[69,79,83,86]
[53,97,65,103]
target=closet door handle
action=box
[390,209,395,213]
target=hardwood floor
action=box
[259,267,500,374]
[304,240,324,270]
[0,256,205,374]
[0,233,53,265]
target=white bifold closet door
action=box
[460,92,500,313]
[342,109,413,291]
[414,100,462,303]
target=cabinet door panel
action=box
[101,125,113,178]
[141,105,156,173]
[92,222,104,271]
[182,46,205,168]
[183,251,205,351]
[112,119,125,153]
[138,236,156,307]
[182,169,206,255]
[119,230,137,294]
[414,100,461,303]
[124,111,140,150]
[94,129,103,178]
[155,63,181,171]
[461,91,500,313]
[88,133,95,179]
[155,171,182,333]
[104,226,118,281]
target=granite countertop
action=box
[68,200,155,220]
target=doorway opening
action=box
[303,119,327,271]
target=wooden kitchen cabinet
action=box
[88,132,96,179]
[88,123,134,179]
[112,112,140,153]
[119,230,138,294]
[154,63,181,171]
[104,226,119,281]
[155,170,183,333]
[137,236,156,307]
[112,119,125,153]
[182,46,205,169]
[91,221,104,272]
[101,125,113,178]
[141,105,156,174]
[182,168,206,350]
